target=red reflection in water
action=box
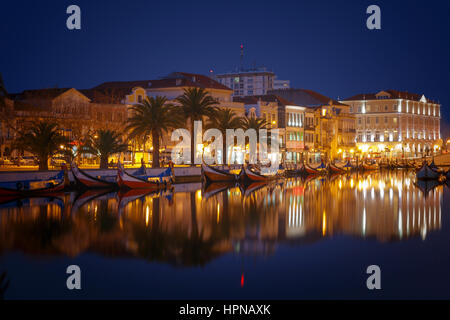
[241,274,244,287]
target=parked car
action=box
[21,156,38,166]
[51,157,66,166]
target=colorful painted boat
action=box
[201,163,237,183]
[117,161,171,189]
[304,163,320,175]
[238,165,270,183]
[416,162,441,180]
[342,161,354,171]
[313,161,328,173]
[71,162,117,189]
[362,163,378,171]
[0,167,67,196]
[328,163,345,174]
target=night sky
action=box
[1,0,449,135]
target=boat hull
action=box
[71,163,117,189]
[0,181,65,197]
[329,163,345,174]
[202,163,236,183]
[118,171,161,189]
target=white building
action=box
[340,90,442,157]
[273,78,290,90]
[215,67,290,97]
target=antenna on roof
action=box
[240,44,244,71]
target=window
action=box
[376,117,379,124]
[358,117,362,125]
[384,117,387,124]
[137,95,143,103]
[384,105,388,111]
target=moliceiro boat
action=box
[201,162,237,183]
[297,163,319,176]
[239,165,268,183]
[0,165,68,196]
[71,162,117,189]
[328,163,345,174]
[239,164,281,183]
[416,162,442,181]
[117,161,173,190]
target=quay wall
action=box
[0,167,202,183]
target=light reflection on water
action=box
[0,171,444,264]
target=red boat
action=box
[71,162,117,189]
[328,163,345,174]
[117,163,163,189]
[304,163,320,175]
[201,163,237,183]
[239,165,273,183]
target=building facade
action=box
[340,90,442,158]
[95,72,246,164]
[233,94,306,165]
[270,88,356,162]
[215,67,290,98]
[0,88,128,164]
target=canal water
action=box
[0,170,449,299]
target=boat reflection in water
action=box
[0,171,444,265]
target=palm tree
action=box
[205,108,242,164]
[13,121,68,170]
[81,129,128,169]
[241,116,270,163]
[176,88,218,165]
[241,116,268,136]
[126,96,182,168]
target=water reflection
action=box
[0,171,445,266]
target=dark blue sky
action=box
[1,0,449,134]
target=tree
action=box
[0,73,8,107]
[126,96,182,168]
[241,116,271,162]
[176,88,218,165]
[205,108,242,164]
[13,121,68,170]
[81,129,128,169]
[241,116,268,132]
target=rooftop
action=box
[233,94,297,107]
[93,72,231,93]
[268,88,348,107]
[342,90,439,104]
